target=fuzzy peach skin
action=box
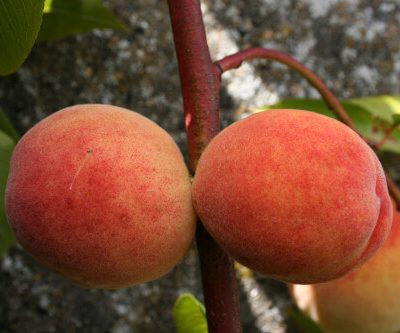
[192,109,392,284]
[291,210,400,333]
[5,104,196,289]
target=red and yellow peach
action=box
[192,109,392,284]
[5,104,196,288]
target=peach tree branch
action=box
[167,0,242,332]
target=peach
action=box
[5,104,196,288]
[291,210,400,333]
[192,109,392,284]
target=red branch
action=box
[167,0,220,171]
[167,1,242,332]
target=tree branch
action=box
[167,1,242,332]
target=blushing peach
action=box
[6,104,195,288]
[291,211,400,333]
[192,109,392,284]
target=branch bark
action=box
[167,1,242,332]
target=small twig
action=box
[214,48,374,145]
[376,124,400,149]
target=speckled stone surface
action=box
[1,1,399,332]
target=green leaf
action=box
[37,0,128,42]
[346,95,400,124]
[0,109,20,143]
[264,96,400,154]
[0,130,16,256]
[173,293,208,333]
[288,307,325,333]
[0,0,45,75]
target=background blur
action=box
[1,0,400,332]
